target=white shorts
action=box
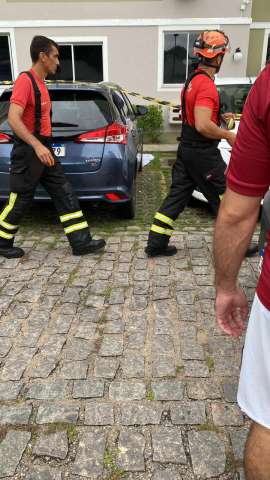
[238,294,270,429]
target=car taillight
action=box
[75,123,127,144]
[105,192,128,201]
[0,133,12,143]
[106,123,127,144]
[75,127,107,143]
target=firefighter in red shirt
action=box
[0,36,105,259]
[145,30,236,257]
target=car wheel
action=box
[119,181,136,219]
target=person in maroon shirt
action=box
[214,63,270,479]
[0,36,105,259]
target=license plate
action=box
[52,144,66,157]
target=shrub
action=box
[137,104,164,143]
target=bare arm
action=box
[8,103,54,167]
[215,188,261,290]
[194,106,236,146]
[214,187,261,336]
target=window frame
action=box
[51,36,108,82]
[157,25,219,92]
[261,28,270,70]
[0,28,18,82]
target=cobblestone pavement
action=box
[0,155,259,479]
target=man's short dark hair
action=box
[30,36,59,63]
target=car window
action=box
[112,90,130,120]
[217,84,252,114]
[121,92,135,117]
[50,90,112,132]
[0,91,11,132]
[0,89,112,133]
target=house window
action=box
[53,43,104,82]
[163,31,200,85]
[0,35,13,82]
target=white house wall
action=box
[14,24,249,90]
[0,0,252,22]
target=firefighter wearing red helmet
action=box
[145,30,239,257]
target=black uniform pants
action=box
[147,142,226,249]
[0,137,91,249]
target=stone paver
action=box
[33,431,69,459]
[117,430,145,472]
[84,402,114,425]
[0,404,32,425]
[0,430,31,477]
[152,427,187,464]
[0,157,258,478]
[0,381,22,400]
[25,466,62,480]
[171,401,206,425]
[188,430,226,478]
[212,401,244,426]
[73,379,105,398]
[151,380,185,400]
[109,381,146,400]
[36,404,79,424]
[121,402,163,425]
[72,431,106,478]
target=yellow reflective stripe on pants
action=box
[64,221,88,235]
[150,224,173,236]
[0,229,14,240]
[60,210,83,223]
[154,212,174,227]
[0,219,18,230]
[0,193,17,222]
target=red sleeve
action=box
[194,78,217,111]
[227,68,270,197]
[10,74,32,110]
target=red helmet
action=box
[193,30,230,59]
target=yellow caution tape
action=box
[1,79,243,121]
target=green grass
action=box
[44,423,78,442]
[104,449,125,479]
[206,356,215,372]
[146,387,155,401]
[197,423,220,433]
[19,152,215,237]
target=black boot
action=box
[145,245,177,257]
[0,239,24,259]
[72,239,106,256]
[0,246,25,259]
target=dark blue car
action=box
[0,82,147,219]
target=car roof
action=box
[215,76,255,85]
[0,80,123,95]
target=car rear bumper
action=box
[0,172,133,204]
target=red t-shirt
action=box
[227,64,270,311]
[181,69,220,126]
[10,68,51,136]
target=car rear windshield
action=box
[0,89,112,135]
[217,84,253,114]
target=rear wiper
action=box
[52,122,79,127]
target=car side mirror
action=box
[135,105,148,116]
